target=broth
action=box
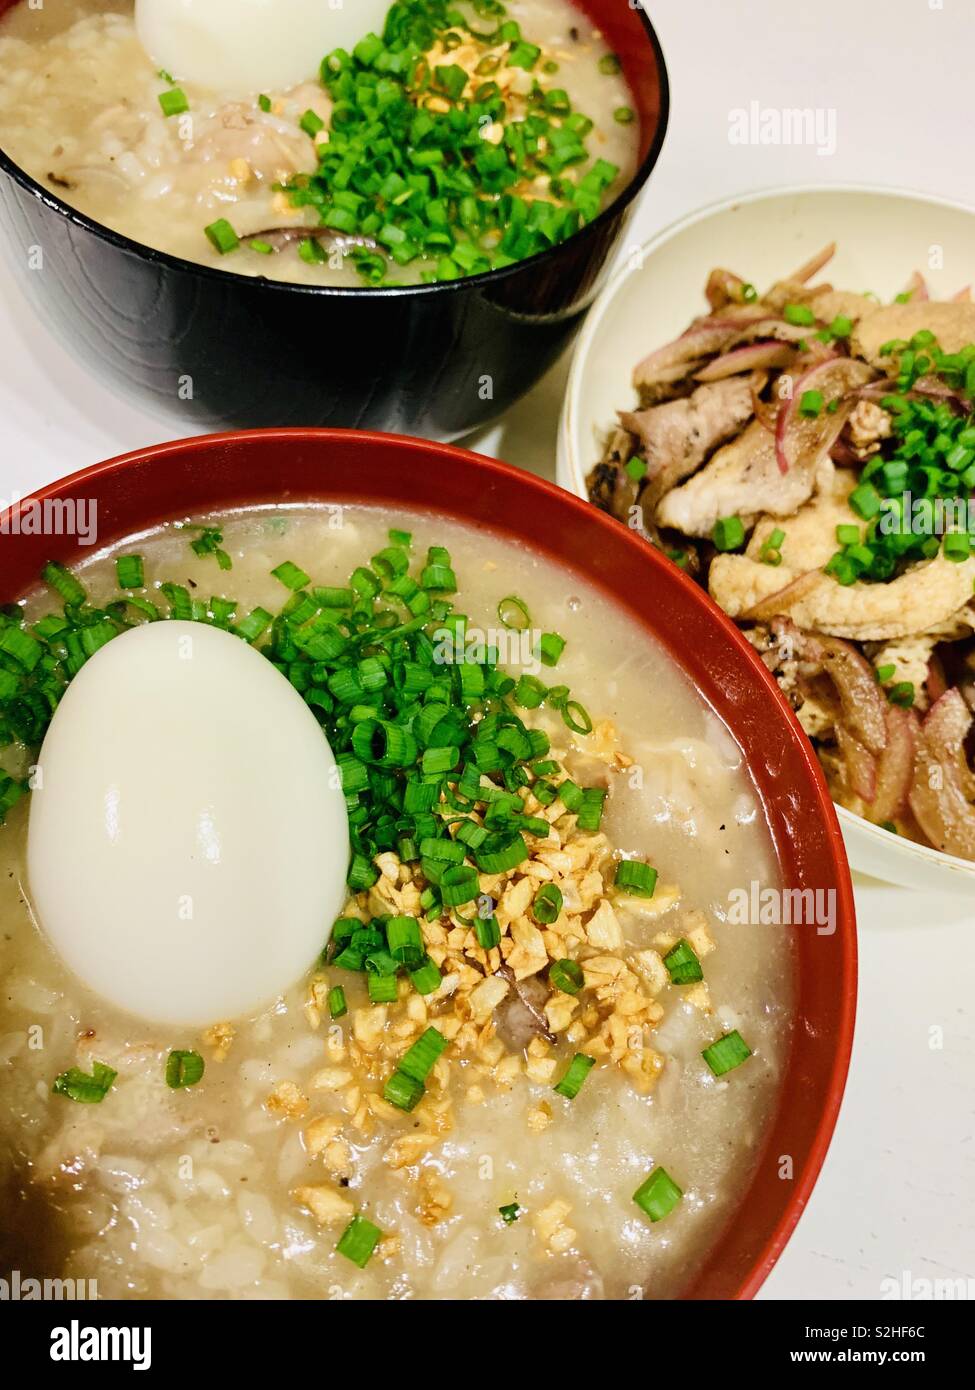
[0,506,792,1299]
[0,1,639,287]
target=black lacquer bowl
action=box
[0,2,668,438]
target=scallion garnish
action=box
[532,882,563,925]
[498,595,531,631]
[398,1027,448,1084]
[549,958,584,995]
[537,632,566,667]
[271,560,311,591]
[165,1050,205,1089]
[115,555,144,590]
[663,939,703,985]
[386,915,424,967]
[158,88,189,118]
[475,915,502,950]
[701,1030,752,1076]
[633,1166,683,1222]
[553,1052,595,1100]
[409,959,442,995]
[614,859,658,898]
[52,1060,117,1104]
[712,515,746,552]
[336,1214,382,1268]
[190,527,232,569]
[204,218,240,255]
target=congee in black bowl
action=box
[0,0,669,436]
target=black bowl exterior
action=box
[0,6,668,440]
[0,175,638,437]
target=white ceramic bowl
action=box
[559,185,975,893]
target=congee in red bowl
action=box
[0,431,855,1299]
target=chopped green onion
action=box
[499,1201,522,1224]
[550,958,584,995]
[336,1214,382,1268]
[165,1050,205,1089]
[702,1030,752,1076]
[409,959,442,995]
[397,1028,448,1086]
[553,1052,595,1100]
[576,787,606,832]
[633,1166,683,1222]
[204,218,240,255]
[532,882,563,925]
[386,915,424,966]
[328,986,348,1019]
[52,1060,116,1104]
[300,108,325,138]
[663,939,703,985]
[475,915,502,950]
[272,560,311,591]
[158,88,189,118]
[368,973,399,1004]
[712,516,746,552]
[537,632,566,667]
[614,859,658,897]
[498,595,531,631]
[115,555,144,589]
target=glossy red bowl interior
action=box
[0,431,856,1299]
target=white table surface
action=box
[2,0,974,1301]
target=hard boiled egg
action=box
[28,621,349,1026]
[136,0,392,94]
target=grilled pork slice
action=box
[710,549,975,643]
[655,359,874,536]
[852,300,975,366]
[619,375,755,509]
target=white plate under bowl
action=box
[559,184,975,894]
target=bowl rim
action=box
[0,4,670,300]
[559,179,975,884]
[0,426,857,1298]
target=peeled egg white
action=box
[136,0,392,93]
[27,621,349,1026]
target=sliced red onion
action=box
[774,354,840,475]
[817,635,889,754]
[788,242,837,285]
[902,270,930,302]
[694,341,794,381]
[705,268,748,312]
[870,706,917,824]
[743,571,823,623]
[837,726,878,802]
[909,690,975,858]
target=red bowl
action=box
[0,430,856,1299]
